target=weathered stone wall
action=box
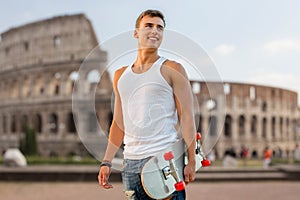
[191,81,300,158]
[0,14,112,158]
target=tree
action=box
[20,126,38,156]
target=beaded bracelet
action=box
[100,160,112,168]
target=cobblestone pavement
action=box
[1,181,299,200]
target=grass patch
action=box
[210,158,297,168]
[25,156,99,165]
[0,155,98,165]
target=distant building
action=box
[192,81,300,158]
[0,14,112,157]
[0,14,299,159]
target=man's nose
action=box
[150,27,158,34]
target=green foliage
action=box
[25,156,98,165]
[20,126,38,156]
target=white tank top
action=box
[118,57,178,159]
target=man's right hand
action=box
[98,166,113,189]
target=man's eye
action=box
[158,27,164,31]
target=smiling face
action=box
[134,16,165,50]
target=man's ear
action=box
[134,29,138,39]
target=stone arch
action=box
[262,101,267,112]
[250,115,257,136]
[21,114,29,131]
[195,114,202,133]
[34,75,45,96]
[238,115,245,136]
[49,73,61,96]
[88,112,98,133]
[49,113,58,133]
[33,114,42,133]
[11,115,17,133]
[22,76,31,97]
[292,119,297,140]
[68,71,79,94]
[208,115,217,136]
[271,117,276,140]
[286,118,290,139]
[2,115,7,134]
[67,112,76,133]
[251,150,258,158]
[262,117,267,139]
[224,115,232,138]
[11,79,18,99]
[280,117,283,139]
[0,82,4,100]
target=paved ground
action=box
[1,181,300,200]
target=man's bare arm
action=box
[98,67,126,189]
[163,61,196,184]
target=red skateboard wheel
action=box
[164,151,174,161]
[196,132,202,140]
[201,159,211,167]
[174,181,185,191]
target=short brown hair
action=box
[135,9,166,28]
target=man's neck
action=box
[134,49,160,67]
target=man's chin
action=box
[140,44,160,50]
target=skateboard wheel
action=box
[174,181,185,191]
[196,132,202,140]
[164,151,174,161]
[201,159,211,167]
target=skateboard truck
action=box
[163,151,185,191]
[195,132,211,167]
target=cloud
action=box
[263,38,300,54]
[213,44,235,56]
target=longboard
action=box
[141,132,210,199]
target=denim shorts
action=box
[122,157,186,200]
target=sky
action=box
[1,0,300,104]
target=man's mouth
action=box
[148,36,159,41]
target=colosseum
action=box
[0,14,299,159]
[0,14,113,158]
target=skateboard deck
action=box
[141,132,209,199]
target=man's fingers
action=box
[184,171,195,185]
[98,167,113,189]
[103,183,113,189]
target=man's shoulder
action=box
[115,66,128,74]
[113,66,128,86]
[163,59,186,75]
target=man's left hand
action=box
[184,161,196,185]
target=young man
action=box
[98,9,196,200]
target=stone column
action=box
[256,115,262,143]
[266,116,272,143]
[57,110,67,136]
[43,74,52,97]
[231,114,239,147]
[17,77,23,99]
[275,116,281,141]
[28,74,36,97]
[244,114,251,145]
[6,114,11,135]
[59,72,68,96]
[0,115,3,134]
[201,115,209,139]
[41,112,49,135]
